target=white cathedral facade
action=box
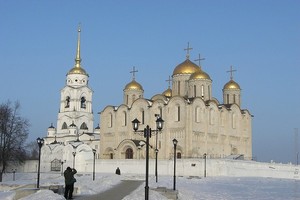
[41,28,252,171]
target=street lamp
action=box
[61,160,65,176]
[92,149,96,181]
[132,116,164,200]
[36,137,44,188]
[172,138,178,191]
[12,169,16,181]
[203,153,207,177]
[72,151,76,168]
[155,116,163,183]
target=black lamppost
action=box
[132,116,164,200]
[72,151,76,168]
[203,153,207,177]
[36,137,44,189]
[155,148,159,182]
[12,169,16,181]
[61,160,65,176]
[92,149,96,181]
[172,138,178,191]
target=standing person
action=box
[64,167,77,199]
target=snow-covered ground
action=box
[0,172,300,200]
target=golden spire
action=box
[75,24,82,68]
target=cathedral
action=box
[100,46,252,160]
[42,27,252,171]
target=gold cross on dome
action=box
[227,65,237,80]
[130,66,138,80]
[194,53,205,67]
[184,42,193,59]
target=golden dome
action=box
[162,88,172,97]
[189,69,211,80]
[124,80,143,90]
[173,59,200,75]
[223,80,240,90]
[68,66,87,75]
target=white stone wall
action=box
[18,159,300,180]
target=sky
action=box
[0,1,299,164]
[1,173,300,200]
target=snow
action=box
[0,172,300,200]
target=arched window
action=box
[81,97,86,109]
[141,110,145,124]
[110,153,114,159]
[178,81,181,95]
[176,106,181,122]
[201,85,204,98]
[195,107,200,122]
[177,152,182,159]
[194,85,196,97]
[232,113,236,129]
[51,159,61,171]
[108,113,113,128]
[122,111,127,126]
[125,148,133,159]
[80,122,88,130]
[62,122,68,129]
[209,109,214,125]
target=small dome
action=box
[68,66,87,75]
[173,59,200,75]
[124,80,143,90]
[189,69,211,80]
[162,88,172,98]
[223,80,240,90]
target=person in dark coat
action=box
[64,167,77,199]
[115,167,121,175]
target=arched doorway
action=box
[125,148,133,159]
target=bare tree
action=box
[0,101,29,182]
[25,141,39,160]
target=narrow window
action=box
[227,94,229,104]
[201,85,204,98]
[233,94,236,103]
[108,113,113,128]
[65,96,70,108]
[142,110,145,124]
[110,153,113,159]
[176,106,180,122]
[81,97,86,109]
[194,85,196,97]
[232,113,236,129]
[178,81,181,95]
[123,111,127,126]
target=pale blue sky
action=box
[1,1,299,163]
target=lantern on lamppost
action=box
[132,116,164,200]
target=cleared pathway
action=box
[75,180,143,200]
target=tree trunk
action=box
[0,172,3,182]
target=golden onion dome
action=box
[68,66,87,75]
[124,80,143,90]
[173,59,200,75]
[162,88,172,98]
[223,80,241,90]
[189,69,211,80]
